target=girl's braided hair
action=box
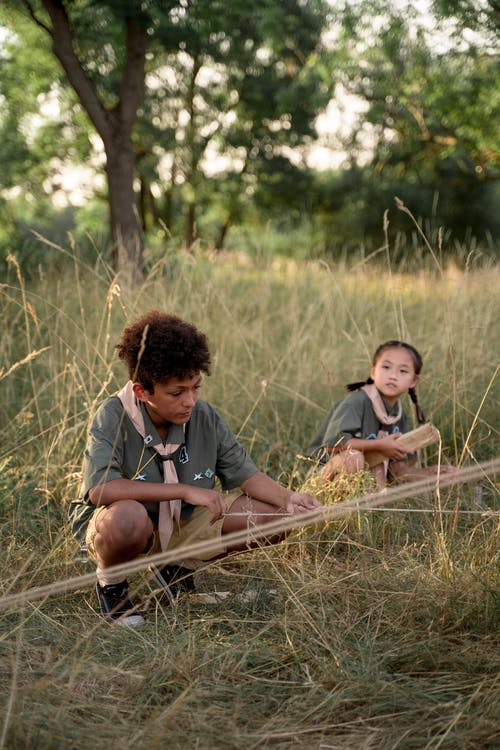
[347,340,426,424]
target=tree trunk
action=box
[184,56,200,252]
[106,139,143,286]
[139,178,159,231]
[139,178,148,232]
[185,202,196,251]
[215,216,231,251]
[38,0,147,284]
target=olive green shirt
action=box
[70,396,258,539]
[306,388,412,463]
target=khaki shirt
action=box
[306,388,412,463]
[70,396,257,539]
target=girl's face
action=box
[370,347,418,404]
[133,372,202,427]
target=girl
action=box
[306,340,455,487]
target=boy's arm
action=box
[241,472,322,513]
[89,478,228,520]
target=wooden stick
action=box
[364,422,440,467]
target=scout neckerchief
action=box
[117,380,182,551]
[361,383,403,431]
[361,383,403,475]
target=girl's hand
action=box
[373,434,413,461]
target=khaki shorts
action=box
[85,489,242,562]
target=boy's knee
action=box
[95,500,152,548]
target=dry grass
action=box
[0,239,499,749]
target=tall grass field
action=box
[0,236,498,749]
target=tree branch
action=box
[405,101,457,147]
[40,0,110,140]
[21,0,51,34]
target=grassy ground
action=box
[0,241,498,749]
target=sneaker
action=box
[149,564,196,601]
[96,580,145,627]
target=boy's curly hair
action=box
[116,310,211,391]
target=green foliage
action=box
[0,5,97,268]
[336,1,500,187]
[432,0,500,38]
[135,0,333,246]
[308,167,500,257]
[1,0,332,259]
[0,1,499,266]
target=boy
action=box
[70,310,321,627]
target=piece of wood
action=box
[364,422,441,467]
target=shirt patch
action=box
[193,468,215,481]
[135,473,147,481]
[179,446,189,464]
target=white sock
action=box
[96,566,127,587]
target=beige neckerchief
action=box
[361,383,403,478]
[361,383,402,433]
[117,380,182,551]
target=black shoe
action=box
[149,564,196,600]
[96,580,145,627]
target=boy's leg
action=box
[148,495,245,598]
[149,492,298,596]
[221,495,288,552]
[164,491,287,563]
[86,500,153,627]
[88,499,153,573]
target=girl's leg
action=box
[319,449,364,482]
[370,463,387,489]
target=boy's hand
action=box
[183,486,227,523]
[286,492,322,514]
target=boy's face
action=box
[133,372,202,426]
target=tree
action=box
[432,0,500,38]
[13,0,149,285]
[325,0,500,243]
[132,0,332,251]
[1,0,331,273]
[336,1,499,178]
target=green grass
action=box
[0,238,499,749]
